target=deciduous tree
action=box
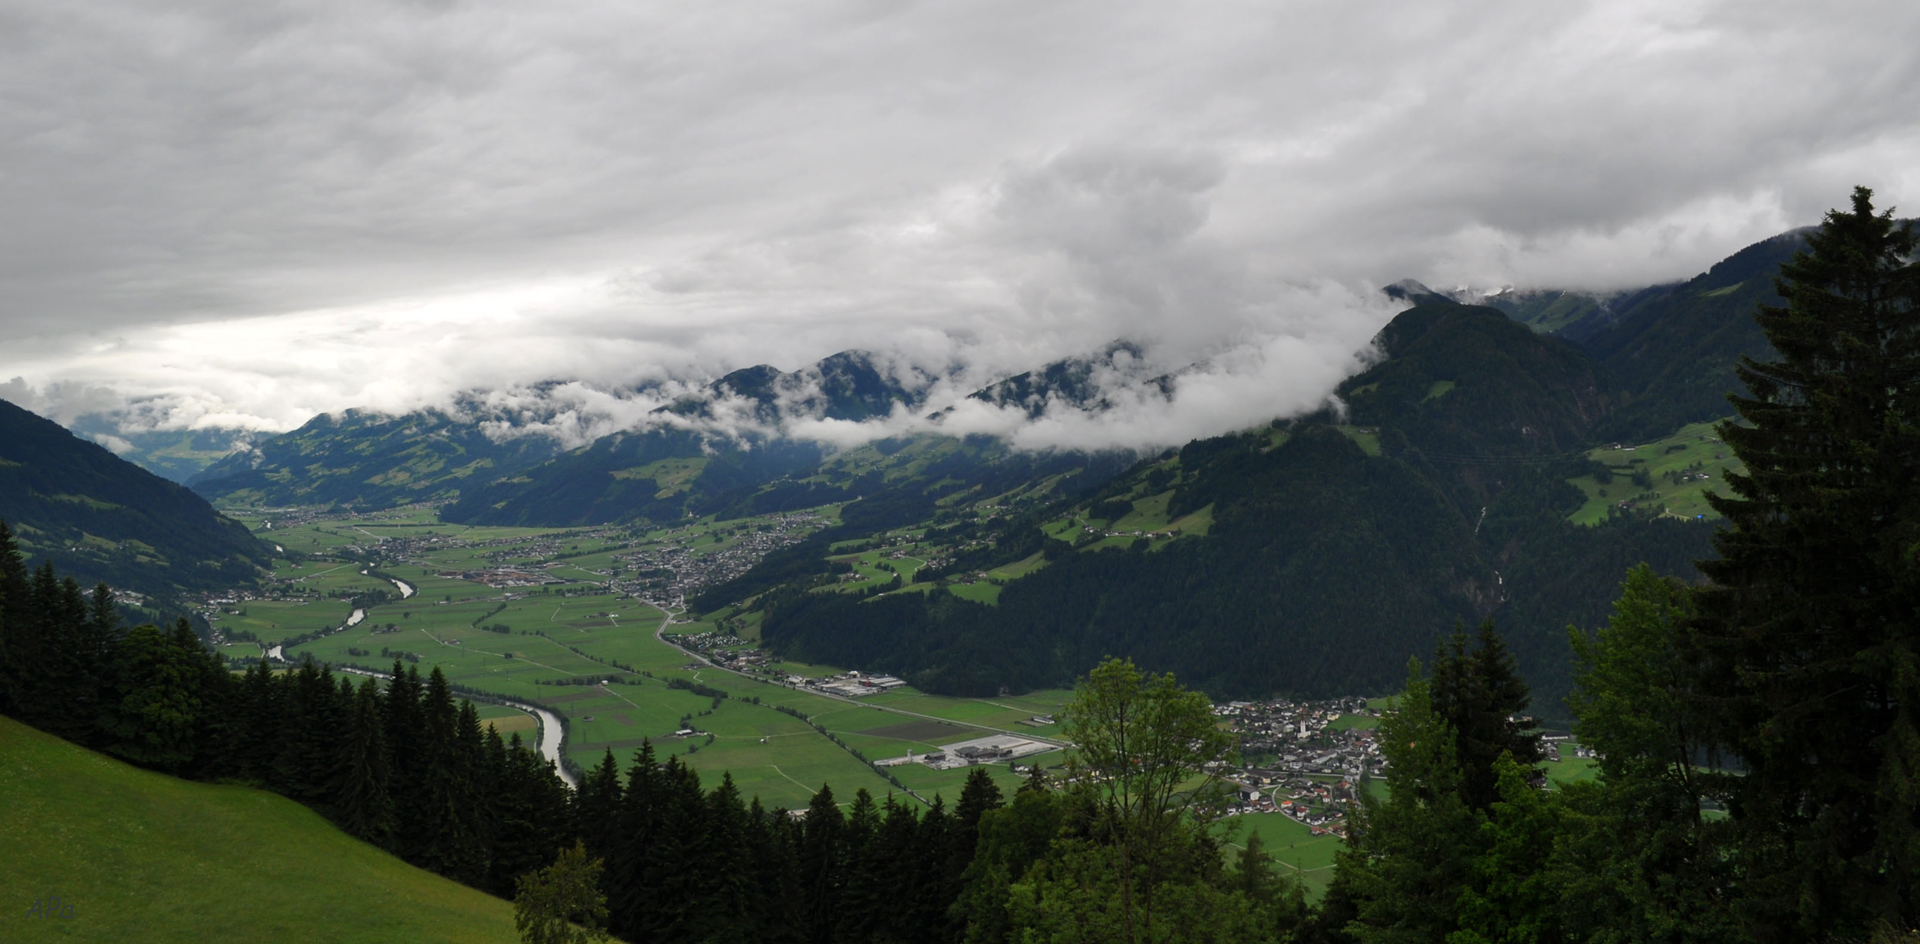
[513,841,610,944]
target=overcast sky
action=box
[3,0,1917,447]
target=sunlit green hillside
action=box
[1565,419,1747,525]
[0,717,518,944]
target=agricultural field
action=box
[1542,752,1599,786]
[1565,419,1747,525]
[824,546,926,594]
[238,507,1071,811]
[1222,811,1344,898]
[0,716,519,944]
[1324,709,1382,732]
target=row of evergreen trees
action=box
[0,530,574,896]
[571,745,1016,943]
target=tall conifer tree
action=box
[231,658,281,781]
[701,772,753,943]
[0,520,24,714]
[572,749,623,863]
[331,676,396,847]
[70,583,122,745]
[383,662,428,859]
[1429,620,1543,812]
[1693,185,1920,938]
[950,767,1005,908]
[836,788,885,942]
[744,796,803,944]
[606,741,662,939]
[801,783,846,944]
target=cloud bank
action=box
[2,0,1917,452]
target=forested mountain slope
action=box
[0,399,266,595]
[751,303,1717,712]
[441,427,831,526]
[1338,303,1616,506]
[761,425,1492,698]
[190,406,566,509]
[1579,229,1807,441]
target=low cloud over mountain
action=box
[3,1,1916,451]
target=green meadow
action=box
[1566,419,1747,525]
[0,717,518,944]
[1222,812,1344,898]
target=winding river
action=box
[333,666,575,788]
[264,607,364,662]
[264,574,569,786]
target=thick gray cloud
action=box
[2,0,1917,444]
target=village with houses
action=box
[610,511,826,606]
[1213,695,1384,836]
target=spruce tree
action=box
[1693,185,1920,938]
[20,564,86,735]
[874,794,926,942]
[383,662,428,859]
[489,731,568,897]
[571,749,623,863]
[71,583,121,744]
[606,741,662,939]
[415,667,488,884]
[454,699,495,883]
[231,658,281,782]
[800,783,845,944]
[330,676,396,847]
[950,766,1006,907]
[835,788,885,942]
[700,772,753,943]
[0,519,24,715]
[643,755,709,941]
[0,571,8,719]
[271,659,344,802]
[744,796,803,944]
[913,795,955,937]
[1429,619,1543,812]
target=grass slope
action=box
[1565,419,1746,525]
[0,717,518,944]
[1222,812,1344,898]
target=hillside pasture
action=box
[1566,419,1746,525]
[0,717,518,944]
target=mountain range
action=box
[4,224,1822,714]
